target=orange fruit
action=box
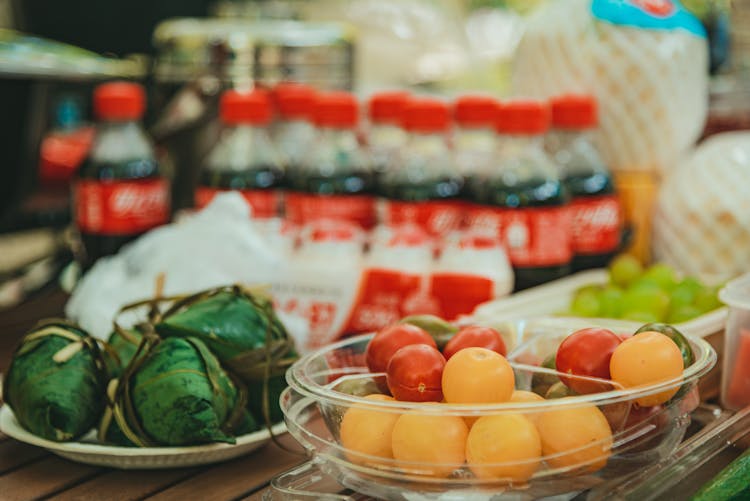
[466,414,542,482]
[610,331,684,406]
[509,390,545,424]
[536,402,612,474]
[391,410,468,477]
[340,394,399,467]
[442,347,514,404]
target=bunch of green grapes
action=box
[567,255,723,324]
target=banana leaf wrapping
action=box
[154,285,297,424]
[3,320,109,441]
[99,335,256,447]
[105,328,142,378]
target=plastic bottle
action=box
[285,92,376,230]
[367,91,410,177]
[273,82,317,183]
[470,100,572,291]
[452,95,499,221]
[195,89,283,218]
[73,81,170,267]
[549,94,623,271]
[378,98,464,238]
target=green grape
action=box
[630,278,664,291]
[622,286,671,320]
[667,305,703,324]
[642,263,679,291]
[694,286,723,313]
[670,279,702,309]
[621,310,661,323]
[571,288,602,317]
[609,254,643,288]
[599,286,624,318]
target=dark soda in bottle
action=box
[469,100,572,291]
[285,92,376,229]
[549,94,623,271]
[378,98,463,237]
[73,81,170,267]
[196,89,283,218]
[453,95,499,221]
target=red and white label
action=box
[195,187,280,218]
[74,178,170,235]
[285,193,376,230]
[381,200,464,237]
[466,205,572,267]
[570,195,622,254]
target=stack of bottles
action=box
[73,80,624,348]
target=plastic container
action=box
[469,269,727,400]
[266,404,737,500]
[719,273,750,411]
[274,319,716,500]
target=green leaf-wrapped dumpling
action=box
[100,336,254,446]
[3,320,108,441]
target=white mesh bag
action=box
[653,132,750,281]
[512,0,708,175]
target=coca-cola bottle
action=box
[195,89,283,218]
[73,81,170,267]
[452,95,499,215]
[367,91,410,178]
[378,98,464,238]
[548,94,623,271]
[285,92,376,230]
[470,100,572,291]
[272,82,317,183]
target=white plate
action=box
[0,405,287,469]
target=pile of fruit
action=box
[336,320,696,484]
[566,255,723,323]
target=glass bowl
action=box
[280,318,716,500]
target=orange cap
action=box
[313,92,359,128]
[495,100,550,135]
[402,98,450,133]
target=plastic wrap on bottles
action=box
[512,0,708,174]
[653,132,750,282]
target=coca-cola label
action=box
[285,193,376,230]
[381,200,464,236]
[570,195,623,254]
[466,205,572,267]
[74,178,170,235]
[195,187,280,218]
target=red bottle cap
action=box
[93,81,145,121]
[369,91,410,124]
[402,98,450,133]
[495,100,550,135]
[313,92,359,128]
[453,96,499,128]
[550,94,598,129]
[274,82,316,120]
[220,89,272,125]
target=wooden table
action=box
[0,286,306,501]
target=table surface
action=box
[0,286,306,501]
[0,287,743,501]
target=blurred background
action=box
[0,0,748,308]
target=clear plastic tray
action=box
[273,319,717,500]
[264,405,737,500]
